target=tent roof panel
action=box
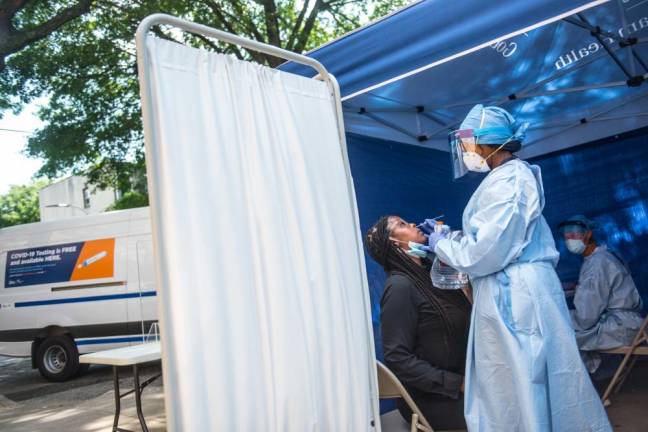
[282,0,648,157]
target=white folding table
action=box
[80,342,162,432]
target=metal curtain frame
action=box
[134,13,379,431]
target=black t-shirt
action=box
[380,273,471,399]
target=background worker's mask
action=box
[566,239,587,254]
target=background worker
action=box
[559,215,644,372]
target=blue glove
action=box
[417,219,439,236]
[427,231,446,251]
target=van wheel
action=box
[36,335,80,382]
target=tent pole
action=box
[343,106,448,127]
[424,77,636,139]
[360,109,428,141]
[357,75,631,140]
[351,93,451,126]
[616,0,648,75]
[420,112,447,126]
[519,81,628,98]
[522,90,648,150]
[564,13,648,81]
[576,14,634,80]
[354,78,628,119]
[340,0,609,101]
[346,7,646,142]
[344,107,419,113]
[531,111,648,130]
[616,0,637,76]
[562,17,622,43]
[427,41,628,112]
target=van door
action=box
[126,237,158,344]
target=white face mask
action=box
[461,108,497,173]
[566,239,586,254]
[462,151,491,173]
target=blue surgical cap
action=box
[558,215,598,232]
[459,104,529,152]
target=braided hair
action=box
[365,216,471,358]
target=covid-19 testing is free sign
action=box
[4,238,115,288]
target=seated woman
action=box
[366,215,471,430]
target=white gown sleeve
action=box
[434,165,541,278]
[571,255,612,331]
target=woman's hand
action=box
[460,379,465,393]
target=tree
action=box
[0,181,49,227]
[107,190,149,211]
[1,0,408,192]
[0,0,94,74]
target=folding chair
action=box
[600,314,648,406]
[376,360,434,432]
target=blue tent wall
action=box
[349,129,648,362]
[347,133,478,358]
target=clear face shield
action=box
[449,129,481,180]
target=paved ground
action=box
[0,356,646,431]
[0,356,166,431]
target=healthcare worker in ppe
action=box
[428,104,612,431]
[559,215,644,373]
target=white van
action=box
[0,207,157,381]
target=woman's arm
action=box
[381,277,463,399]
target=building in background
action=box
[39,176,119,221]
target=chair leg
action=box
[602,330,647,404]
[613,354,638,394]
[602,318,648,406]
[602,350,632,405]
[411,413,419,432]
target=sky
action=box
[0,101,45,194]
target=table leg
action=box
[113,366,121,432]
[133,364,149,432]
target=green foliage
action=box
[0,181,50,228]
[107,191,149,211]
[1,0,409,191]
[370,0,410,20]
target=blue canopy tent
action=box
[281,0,648,360]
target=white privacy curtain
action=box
[142,37,379,431]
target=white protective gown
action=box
[435,159,611,432]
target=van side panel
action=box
[0,208,157,357]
